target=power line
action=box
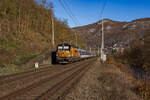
[59,0,77,25]
[58,0,79,46]
[62,0,81,25]
[58,0,80,26]
[98,0,108,20]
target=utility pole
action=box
[51,11,55,47]
[48,2,55,48]
[101,19,104,60]
[90,46,91,53]
[98,46,100,56]
[75,32,77,46]
[97,0,108,61]
[101,19,104,54]
[101,19,106,62]
[72,30,78,46]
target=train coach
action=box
[56,43,95,63]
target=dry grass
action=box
[0,64,25,75]
[133,82,150,100]
[65,59,140,100]
[109,56,150,100]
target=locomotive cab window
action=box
[64,46,69,50]
[58,46,63,50]
[57,45,70,51]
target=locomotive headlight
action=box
[68,53,71,57]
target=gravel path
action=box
[65,58,141,100]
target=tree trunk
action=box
[7,19,10,33]
[18,8,21,33]
[0,23,1,32]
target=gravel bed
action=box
[65,59,141,100]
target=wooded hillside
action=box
[0,0,85,66]
[121,30,150,70]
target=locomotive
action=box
[56,43,95,63]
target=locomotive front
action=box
[56,43,71,63]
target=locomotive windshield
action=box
[57,45,70,51]
[58,46,63,50]
[64,46,69,50]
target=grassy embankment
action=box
[107,31,150,100]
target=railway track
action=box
[0,64,71,97]
[36,58,95,100]
[0,65,59,84]
[0,58,96,100]
[0,60,88,97]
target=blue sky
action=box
[48,0,150,27]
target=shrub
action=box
[107,55,115,64]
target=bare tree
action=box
[0,22,1,32]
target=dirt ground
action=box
[65,58,141,100]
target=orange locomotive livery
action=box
[56,43,95,63]
[56,43,79,63]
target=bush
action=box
[107,55,115,64]
[0,48,14,66]
[133,82,150,100]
